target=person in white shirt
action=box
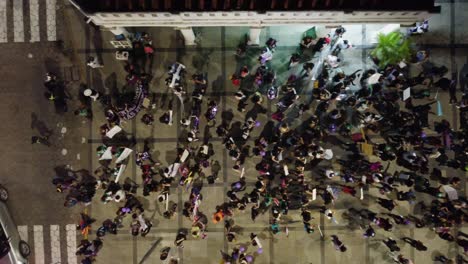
[325,169,336,179]
[86,56,103,68]
[113,189,126,203]
[83,88,100,101]
[326,55,341,68]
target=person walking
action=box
[402,237,427,251]
[331,235,346,252]
[383,237,400,252]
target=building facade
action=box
[69,0,440,45]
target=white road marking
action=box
[46,0,57,41]
[50,225,61,264]
[33,225,45,264]
[0,1,6,43]
[66,224,78,264]
[29,0,40,42]
[17,225,28,243]
[13,0,24,42]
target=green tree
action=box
[371,32,412,68]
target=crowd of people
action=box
[46,25,468,264]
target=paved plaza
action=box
[74,2,468,263]
[0,0,467,264]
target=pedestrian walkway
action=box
[0,0,57,43]
[17,224,78,264]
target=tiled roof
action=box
[71,0,439,13]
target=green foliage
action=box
[371,32,412,68]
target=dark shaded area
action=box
[31,113,53,137]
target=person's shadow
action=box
[31,113,53,137]
[92,26,104,66]
[211,75,224,102]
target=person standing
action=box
[87,57,103,68]
[377,198,397,211]
[83,88,100,102]
[363,225,375,238]
[174,231,187,248]
[160,247,171,261]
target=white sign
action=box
[114,164,127,183]
[169,63,186,88]
[99,147,113,160]
[180,149,190,163]
[115,148,133,164]
[168,163,181,177]
[403,87,411,101]
[106,125,122,138]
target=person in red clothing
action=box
[341,186,356,196]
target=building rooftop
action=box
[71,0,440,13]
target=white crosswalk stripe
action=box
[0,1,6,43]
[46,0,57,41]
[50,225,61,263]
[0,0,57,43]
[19,224,77,264]
[13,0,24,42]
[30,0,40,42]
[33,225,45,264]
[17,225,28,243]
[66,224,78,264]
